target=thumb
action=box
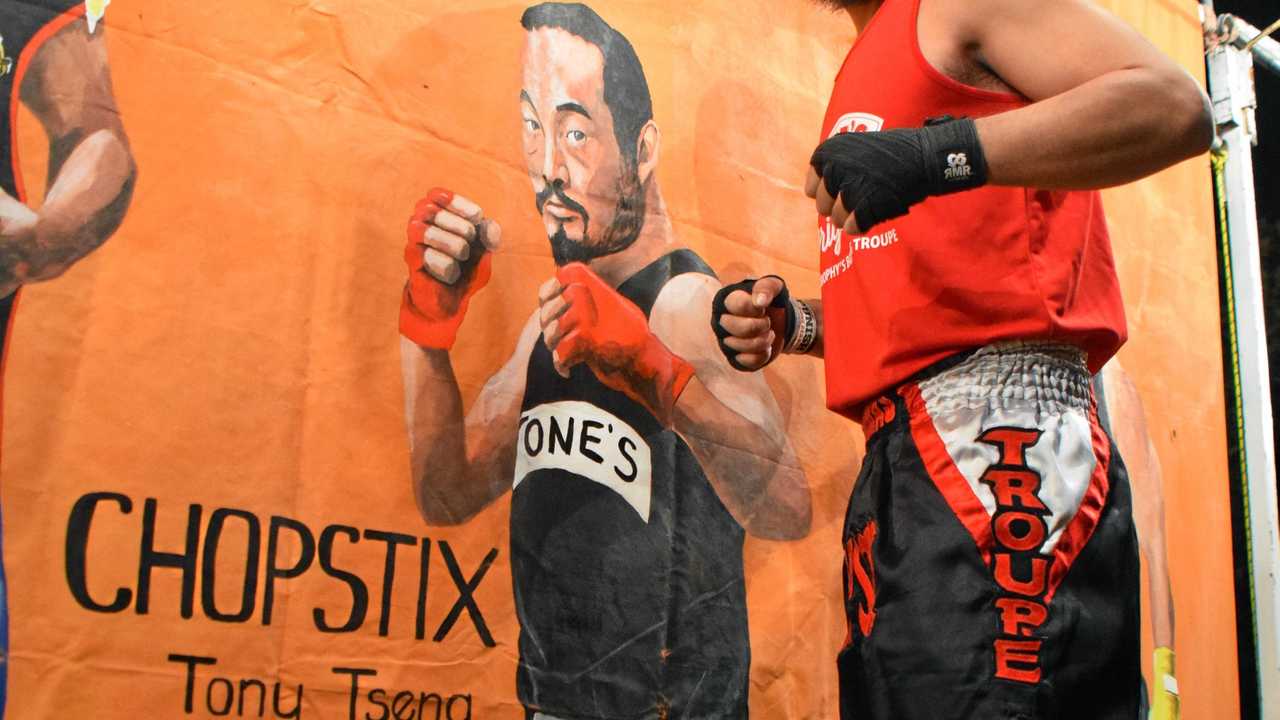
[751,276,785,311]
[552,350,571,379]
[478,218,502,252]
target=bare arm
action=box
[656,274,812,541]
[952,0,1212,189]
[0,17,135,295]
[401,314,540,525]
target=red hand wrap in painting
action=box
[399,188,491,350]
[553,262,694,425]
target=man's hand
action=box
[538,262,693,426]
[710,276,791,371]
[400,188,501,350]
[805,117,988,235]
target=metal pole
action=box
[1223,15,1280,78]
[1205,15,1280,717]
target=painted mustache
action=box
[535,179,591,229]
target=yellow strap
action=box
[1243,17,1280,53]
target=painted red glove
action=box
[548,263,694,426]
[399,188,492,349]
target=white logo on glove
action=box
[944,152,973,181]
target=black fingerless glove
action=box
[809,115,988,231]
[711,276,794,372]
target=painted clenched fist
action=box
[538,262,694,426]
[399,188,502,349]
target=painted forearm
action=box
[674,377,811,540]
[401,339,507,526]
[0,128,134,291]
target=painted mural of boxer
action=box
[396,3,811,718]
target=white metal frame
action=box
[1202,4,1280,716]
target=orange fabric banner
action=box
[0,0,1235,718]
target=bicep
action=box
[22,19,123,141]
[967,0,1185,101]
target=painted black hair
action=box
[521,3,654,164]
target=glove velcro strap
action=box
[920,116,989,196]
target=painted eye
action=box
[524,118,541,132]
[566,129,587,145]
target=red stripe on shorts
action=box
[900,382,994,565]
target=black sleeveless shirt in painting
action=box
[512,250,750,719]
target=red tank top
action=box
[818,0,1126,418]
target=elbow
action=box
[746,478,812,541]
[25,260,73,284]
[417,510,473,528]
[412,480,476,527]
[414,497,475,527]
[761,511,812,542]
[1161,72,1215,161]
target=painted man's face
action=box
[520,27,646,265]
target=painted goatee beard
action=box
[535,170,647,266]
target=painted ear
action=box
[635,120,660,185]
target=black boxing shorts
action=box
[837,342,1141,720]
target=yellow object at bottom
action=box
[1151,647,1179,720]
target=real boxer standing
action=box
[711,1,1212,718]
[398,4,811,718]
[0,1,134,714]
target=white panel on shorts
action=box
[918,343,1097,555]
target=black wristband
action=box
[919,115,988,196]
[711,276,794,372]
